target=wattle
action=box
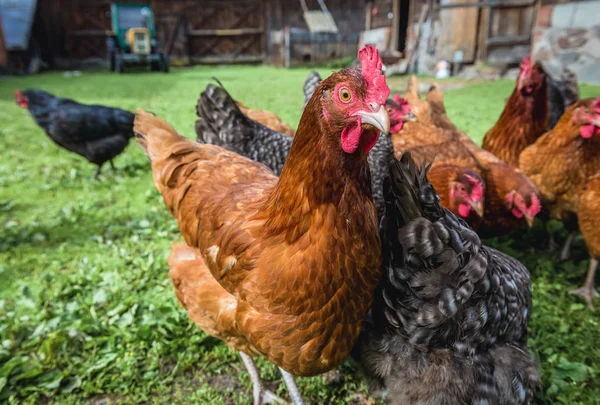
[581,124,599,139]
[458,203,471,218]
[341,120,362,154]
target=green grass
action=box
[0,66,599,404]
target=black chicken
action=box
[195,82,409,219]
[16,89,135,178]
[353,153,540,404]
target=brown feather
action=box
[579,174,600,259]
[520,98,600,221]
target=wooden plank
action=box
[191,54,265,64]
[0,16,7,66]
[486,34,531,46]
[436,0,480,63]
[188,28,264,36]
[438,0,536,8]
[69,29,109,36]
[476,2,489,60]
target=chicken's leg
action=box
[94,163,103,180]
[109,159,116,172]
[570,258,599,309]
[239,352,285,405]
[278,367,305,405]
[559,232,576,261]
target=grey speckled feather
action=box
[547,67,579,129]
[195,81,394,219]
[303,71,322,110]
[353,153,540,405]
[195,84,292,175]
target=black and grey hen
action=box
[354,153,540,405]
[16,89,134,178]
[196,82,399,219]
[195,83,292,176]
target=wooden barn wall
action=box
[267,0,366,37]
[34,0,267,65]
[266,0,366,65]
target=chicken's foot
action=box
[559,232,576,261]
[278,367,305,405]
[239,352,286,405]
[570,258,599,309]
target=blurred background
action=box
[1,0,598,83]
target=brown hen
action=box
[520,97,600,307]
[482,56,548,168]
[133,45,390,404]
[426,82,462,133]
[576,173,600,308]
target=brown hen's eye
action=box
[339,87,352,103]
[387,108,393,114]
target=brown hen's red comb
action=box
[359,45,390,105]
[520,56,532,75]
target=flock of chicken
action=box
[14,45,600,405]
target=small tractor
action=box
[106,3,169,73]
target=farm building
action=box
[366,0,600,82]
[0,0,366,69]
[0,0,598,82]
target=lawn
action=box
[0,66,599,405]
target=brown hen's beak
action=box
[404,111,417,122]
[356,105,390,134]
[525,215,535,228]
[470,200,484,217]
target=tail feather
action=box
[406,75,420,99]
[385,153,444,227]
[195,83,251,146]
[134,108,186,162]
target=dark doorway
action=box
[397,0,410,54]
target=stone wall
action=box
[532,0,600,84]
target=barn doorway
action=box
[397,0,410,54]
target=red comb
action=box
[392,94,408,106]
[593,97,600,113]
[359,45,390,105]
[519,56,532,78]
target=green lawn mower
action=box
[106,3,169,73]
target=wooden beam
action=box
[188,28,264,36]
[438,0,536,9]
[486,34,531,46]
[70,30,110,36]
[191,54,265,64]
[365,1,372,30]
[391,0,400,52]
